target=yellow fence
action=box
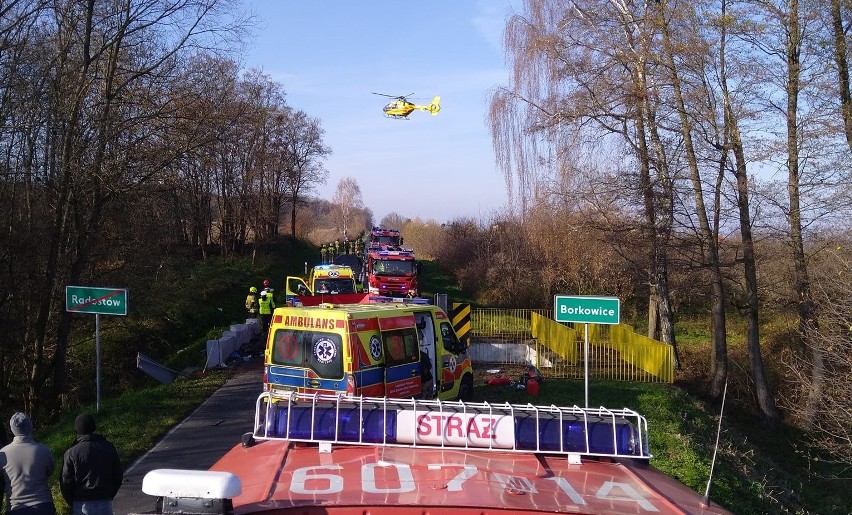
[608,324,674,383]
[469,310,673,384]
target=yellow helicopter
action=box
[373,93,441,119]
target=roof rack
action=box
[253,392,650,460]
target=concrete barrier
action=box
[467,341,552,367]
[205,320,260,368]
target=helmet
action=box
[249,286,258,293]
[263,279,270,287]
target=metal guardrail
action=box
[253,391,650,459]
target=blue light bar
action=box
[266,403,396,443]
[261,401,642,457]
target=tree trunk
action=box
[648,284,659,340]
[658,4,721,381]
[290,198,297,237]
[785,0,822,424]
[831,0,852,152]
[726,92,780,426]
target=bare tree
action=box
[0,0,247,416]
[782,245,852,463]
[650,0,732,393]
[829,0,852,152]
[278,111,331,237]
[237,70,290,246]
[332,176,363,240]
[379,212,410,230]
[489,0,679,350]
[743,0,833,425]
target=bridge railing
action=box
[468,309,673,384]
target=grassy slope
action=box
[474,374,849,514]
[33,250,850,515]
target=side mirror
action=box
[415,263,422,275]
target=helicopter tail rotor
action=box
[427,96,441,115]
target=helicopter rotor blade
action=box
[372,92,415,100]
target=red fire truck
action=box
[364,248,420,298]
[367,226,403,250]
[136,392,733,514]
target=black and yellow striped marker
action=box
[450,303,471,343]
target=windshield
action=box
[314,278,356,294]
[270,329,343,378]
[373,259,415,276]
[373,235,400,245]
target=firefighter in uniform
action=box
[258,288,275,334]
[320,243,328,264]
[245,286,258,319]
[334,239,340,258]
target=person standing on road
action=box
[245,286,259,319]
[0,412,57,515]
[258,288,275,334]
[60,413,123,515]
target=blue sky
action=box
[240,0,518,224]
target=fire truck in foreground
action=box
[137,392,732,514]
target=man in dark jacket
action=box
[60,414,123,515]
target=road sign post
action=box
[66,286,128,411]
[554,296,620,407]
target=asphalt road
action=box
[114,357,264,514]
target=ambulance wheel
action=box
[457,374,474,402]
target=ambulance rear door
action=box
[267,320,346,395]
[378,313,422,398]
[413,310,437,398]
[433,309,471,400]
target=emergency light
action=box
[255,392,649,459]
[375,250,414,257]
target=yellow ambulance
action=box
[284,264,358,304]
[263,301,474,401]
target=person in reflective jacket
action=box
[258,289,275,334]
